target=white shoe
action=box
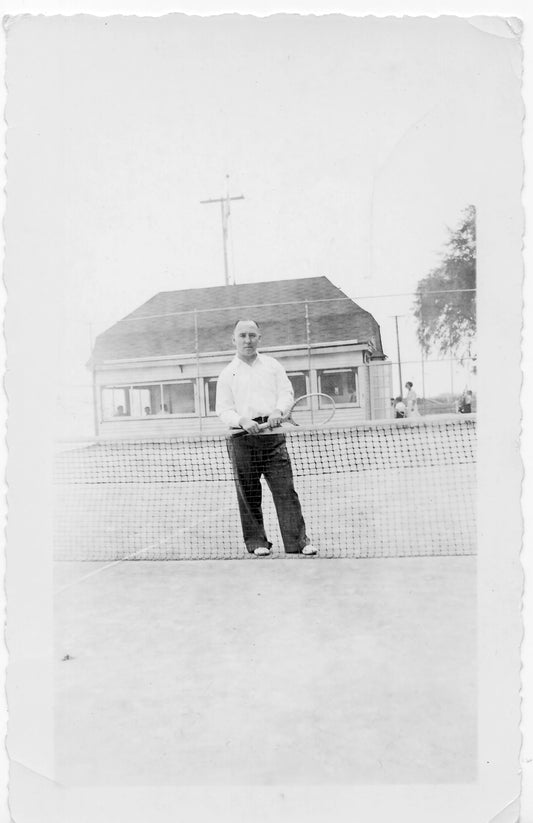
[254,546,271,557]
[302,545,318,556]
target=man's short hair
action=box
[405,381,413,389]
[233,319,261,332]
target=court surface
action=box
[55,555,476,785]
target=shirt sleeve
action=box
[274,361,294,415]
[215,370,242,428]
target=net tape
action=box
[54,415,476,561]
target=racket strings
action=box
[289,393,336,427]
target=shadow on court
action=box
[54,556,476,785]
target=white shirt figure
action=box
[216,352,294,429]
[404,382,419,417]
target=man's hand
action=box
[267,410,283,429]
[239,417,261,434]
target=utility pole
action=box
[449,333,455,401]
[391,315,404,395]
[450,352,455,399]
[200,175,244,286]
[420,347,426,400]
[88,321,99,436]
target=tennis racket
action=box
[257,392,336,430]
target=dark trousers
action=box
[227,433,309,554]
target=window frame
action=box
[101,379,199,421]
[129,383,163,418]
[317,367,359,407]
[203,377,219,416]
[286,370,310,401]
[101,385,132,419]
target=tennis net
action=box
[54,415,476,561]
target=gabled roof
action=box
[91,276,385,364]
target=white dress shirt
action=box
[216,353,294,428]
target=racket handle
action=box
[230,419,285,437]
[256,420,284,431]
[242,419,288,434]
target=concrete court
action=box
[54,556,476,786]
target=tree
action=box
[413,205,476,363]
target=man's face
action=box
[233,321,261,361]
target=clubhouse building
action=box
[89,276,392,435]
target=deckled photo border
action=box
[1,4,530,822]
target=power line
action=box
[388,356,476,365]
[105,289,476,326]
[360,288,476,299]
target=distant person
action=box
[144,406,152,416]
[459,391,473,414]
[394,396,407,419]
[114,405,126,417]
[404,382,420,417]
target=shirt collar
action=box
[232,352,263,368]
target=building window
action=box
[204,378,218,414]
[102,387,131,418]
[131,385,162,417]
[287,371,309,401]
[317,368,358,405]
[162,382,196,415]
[101,380,197,420]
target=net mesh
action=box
[54,415,476,561]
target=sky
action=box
[6,14,522,432]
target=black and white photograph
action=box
[3,9,526,823]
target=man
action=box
[216,319,317,558]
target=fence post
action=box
[92,365,100,436]
[305,301,314,422]
[367,362,373,420]
[194,309,202,433]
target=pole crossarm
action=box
[200,195,245,205]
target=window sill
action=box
[103,414,200,422]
